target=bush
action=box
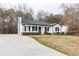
[61,32,65,35]
[22,32,40,35]
[44,32,51,35]
[53,32,65,35]
[53,32,77,35]
[66,32,77,35]
[53,32,61,35]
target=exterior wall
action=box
[62,25,68,33]
[22,25,51,34]
[41,26,45,34]
[48,27,52,33]
[52,24,62,33]
[22,25,39,33]
[21,24,68,34]
[47,27,52,33]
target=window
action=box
[55,27,59,31]
[32,26,37,31]
[24,26,26,31]
[35,27,37,31]
[45,27,49,32]
[32,26,34,31]
[28,26,30,31]
[27,26,30,31]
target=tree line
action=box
[36,4,79,33]
[0,3,34,34]
[0,3,79,34]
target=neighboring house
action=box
[18,17,68,35]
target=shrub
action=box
[53,32,61,35]
[44,32,51,35]
[61,32,64,35]
[66,32,77,35]
[22,32,40,35]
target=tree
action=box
[36,10,48,21]
[44,13,63,24]
[61,3,79,32]
[0,8,3,16]
[23,12,34,20]
[15,10,24,17]
[0,3,33,34]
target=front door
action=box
[38,27,41,34]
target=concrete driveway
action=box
[0,34,66,56]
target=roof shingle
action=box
[21,19,58,26]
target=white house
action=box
[18,17,68,35]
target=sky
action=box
[27,3,63,15]
[0,3,63,15]
[0,0,78,15]
[0,0,78,3]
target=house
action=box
[18,17,68,35]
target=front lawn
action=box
[31,35,79,56]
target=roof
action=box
[21,19,61,26]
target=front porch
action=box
[22,25,50,35]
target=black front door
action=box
[38,27,41,34]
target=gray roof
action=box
[22,19,58,26]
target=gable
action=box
[52,24,62,27]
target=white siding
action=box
[41,26,45,34]
[22,24,63,34]
[22,25,51,34]
[23,25,38,33]
[62,25,68,33]
[52,24,62,33]
[47,27,52,33]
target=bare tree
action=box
[61,3,79,32]
[0,3,34,34]
[36,10,48,21]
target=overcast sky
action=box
[0,4,63,15]
[0,0,78,15]
[27,3,63,15]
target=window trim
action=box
[32,26,37,31]
[45,27,49,32]
[55,27,59,32]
